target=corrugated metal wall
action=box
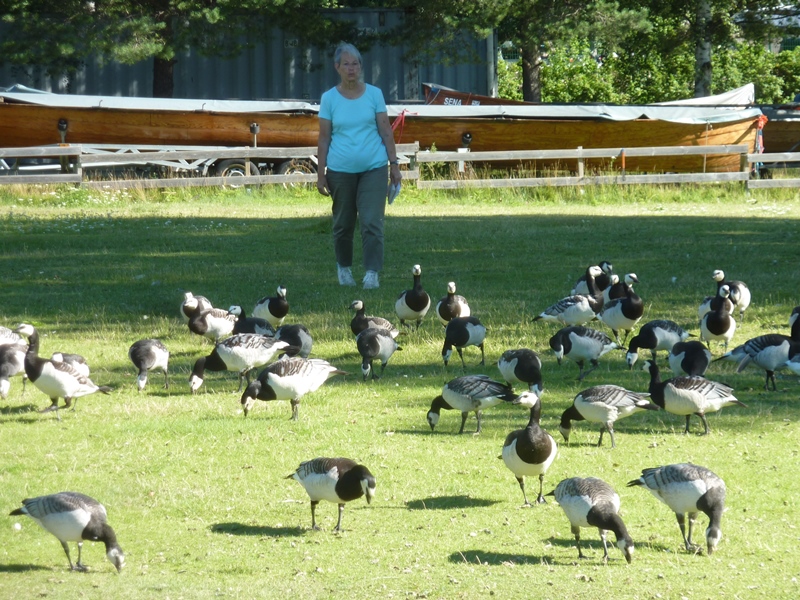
[0,9,495,103]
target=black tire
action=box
[215,159,260,178]
[278,158,317,176]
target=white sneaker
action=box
[363,270,380,290]
[338,265,356,286]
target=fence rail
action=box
[1,142,798,189]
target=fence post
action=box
[577,146,584,178]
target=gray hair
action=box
[334,42,362,67]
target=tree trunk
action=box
[694,0,712,97]
[520,44,543,102]
[153,57,176,98]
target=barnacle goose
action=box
[535,265,604,326]
[395,264,431,330]
[497,348,543,395]
[189,334,289,393]
[228,305,276,336]
[128,339,170,392]
[435,281,471,326]
[51,353,90,378]
[549,326,619,381]
[720,271,751,321]
[597,278,643,346]
[0,341,27,400]
[603,272,638,304]
[427,374,517,434]
[442,316,486,368]
[501,390,557,506]
[275,324,313,358]
[628,463,726,555]
[13,324,111,418]
[700,285,736,351]
[641,359,746,435]
[184,297,237,343]
[571,260,614,296]
[668,340,712,376]
[551,477,634,564]
[180,291,213,322]
[559,384,658,448]
[1,325,24,346]
[252,285,289,329]
[626,319,692,369]
[356,328,401,380]
[287,457,375,531]
[240,356,346,420]
[349,300,399,339]
[10,491,125,572]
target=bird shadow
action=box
[448,549,543,566]
[0,563,52,573]
[406,495,501,510]
[210,522,305,537]
[0,403,39,416]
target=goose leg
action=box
[597,428,605,447]
[683,415,692,434]
[457,347,466,370]
[310,500,320,530]
[290,399,299,421]
[599,529,610,563]
[572,525,587,559]
[474,410,482,434]
[697,413,710,435]
[458,411,469,434]
[60,540,75,571]
[334,503,345,532]
[516,477,530,507]
[536,473,547,504]
[478,342,485,366]
[74,541,88,571]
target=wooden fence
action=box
[1,142,798,189]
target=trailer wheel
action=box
[278,158,316,188]
[215,159,260,180]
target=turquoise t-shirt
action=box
[319,84,389,173]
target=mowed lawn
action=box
[0,183,799,599]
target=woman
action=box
[317,42,402,290]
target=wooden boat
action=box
[759,104,800,154]
[1,84,763,174]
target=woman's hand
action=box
[389,163,402,185]
[317,174,330,196]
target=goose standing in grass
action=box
[700,285,736,351]
[698,269,731,320]
[10,492,124,572]
[603,272,638,304]
[190,334,289,393]
[349,300,399,338]
[228,305,276,336]
[13,324,111,418]
[668,340,712,376]
[287,457,376,531]
[0,341,27,400]
[253,285,289,329]
[185,297,237,343]
[497,348,543,395]
[240,356,346,420]
[51,353,90,378]
[626,320,692,369]
[128,338,170,392]
[551,477,634,564]
[535,265,604,326]
[641,359,746,435]
[627,463,726,555]
[559,384,658,448]
[275,324,313,358]
[598,278,643,346]
[356,328,401,380]
[720,271,751,321]
[435,281,471,326]
[549,326,619,381]
[180,291,213,322]
[571,260,614,295]
[427,374,518,434]
[395,264,431,330]
[442,316,486,368]
[501,389,557,506]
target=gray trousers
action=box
[327,166,387,272]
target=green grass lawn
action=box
[1,183,799,599]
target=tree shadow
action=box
[210,522,305,537]
[406,495,501,510]
[448,549,542,566]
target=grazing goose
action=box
[275,323,313,358]
[497,348,543,395]
[559,385,658,448]
[427,374,517,434]
[668,340,712,376]
[356,328,401,380]
[349,300,399,339]
[571,260,614,295]
[287,457,376,531]
[128,338,170,392]
[435,281,471,326]
[240,356,346,420]
[190,334,289,393]
[551,477,634,564]
[51,353,90,378]
[627,463,726,555]
[0,341,27,400]
[442,316,486,368]
[228,305,276,336]
[626,320,692,369]
[180,291,213,322]
[535,265,604,326]
[185,298,237,343]
[641,359,746,435]
[501,390,557,506]
[597,279,643,346]
[252,285,289,329]
[549,326,619,381]
[395,264,431,330]
[9,491,125,572]
[13,324,111,418]
[1,325,25,346]
[603,272,638,304]
[700,285,736,351]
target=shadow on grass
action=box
[0,403,39,416]
[0,563,52,572]
[210,522,305,537]
[406,495,501,510]
[448,549,543,566]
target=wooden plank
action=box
[0,174,82,184]
[747,178,800,189]
[747,152,800,163]
[0,146,81,159]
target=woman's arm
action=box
[377,112,401,185]
[317,118,332,196]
